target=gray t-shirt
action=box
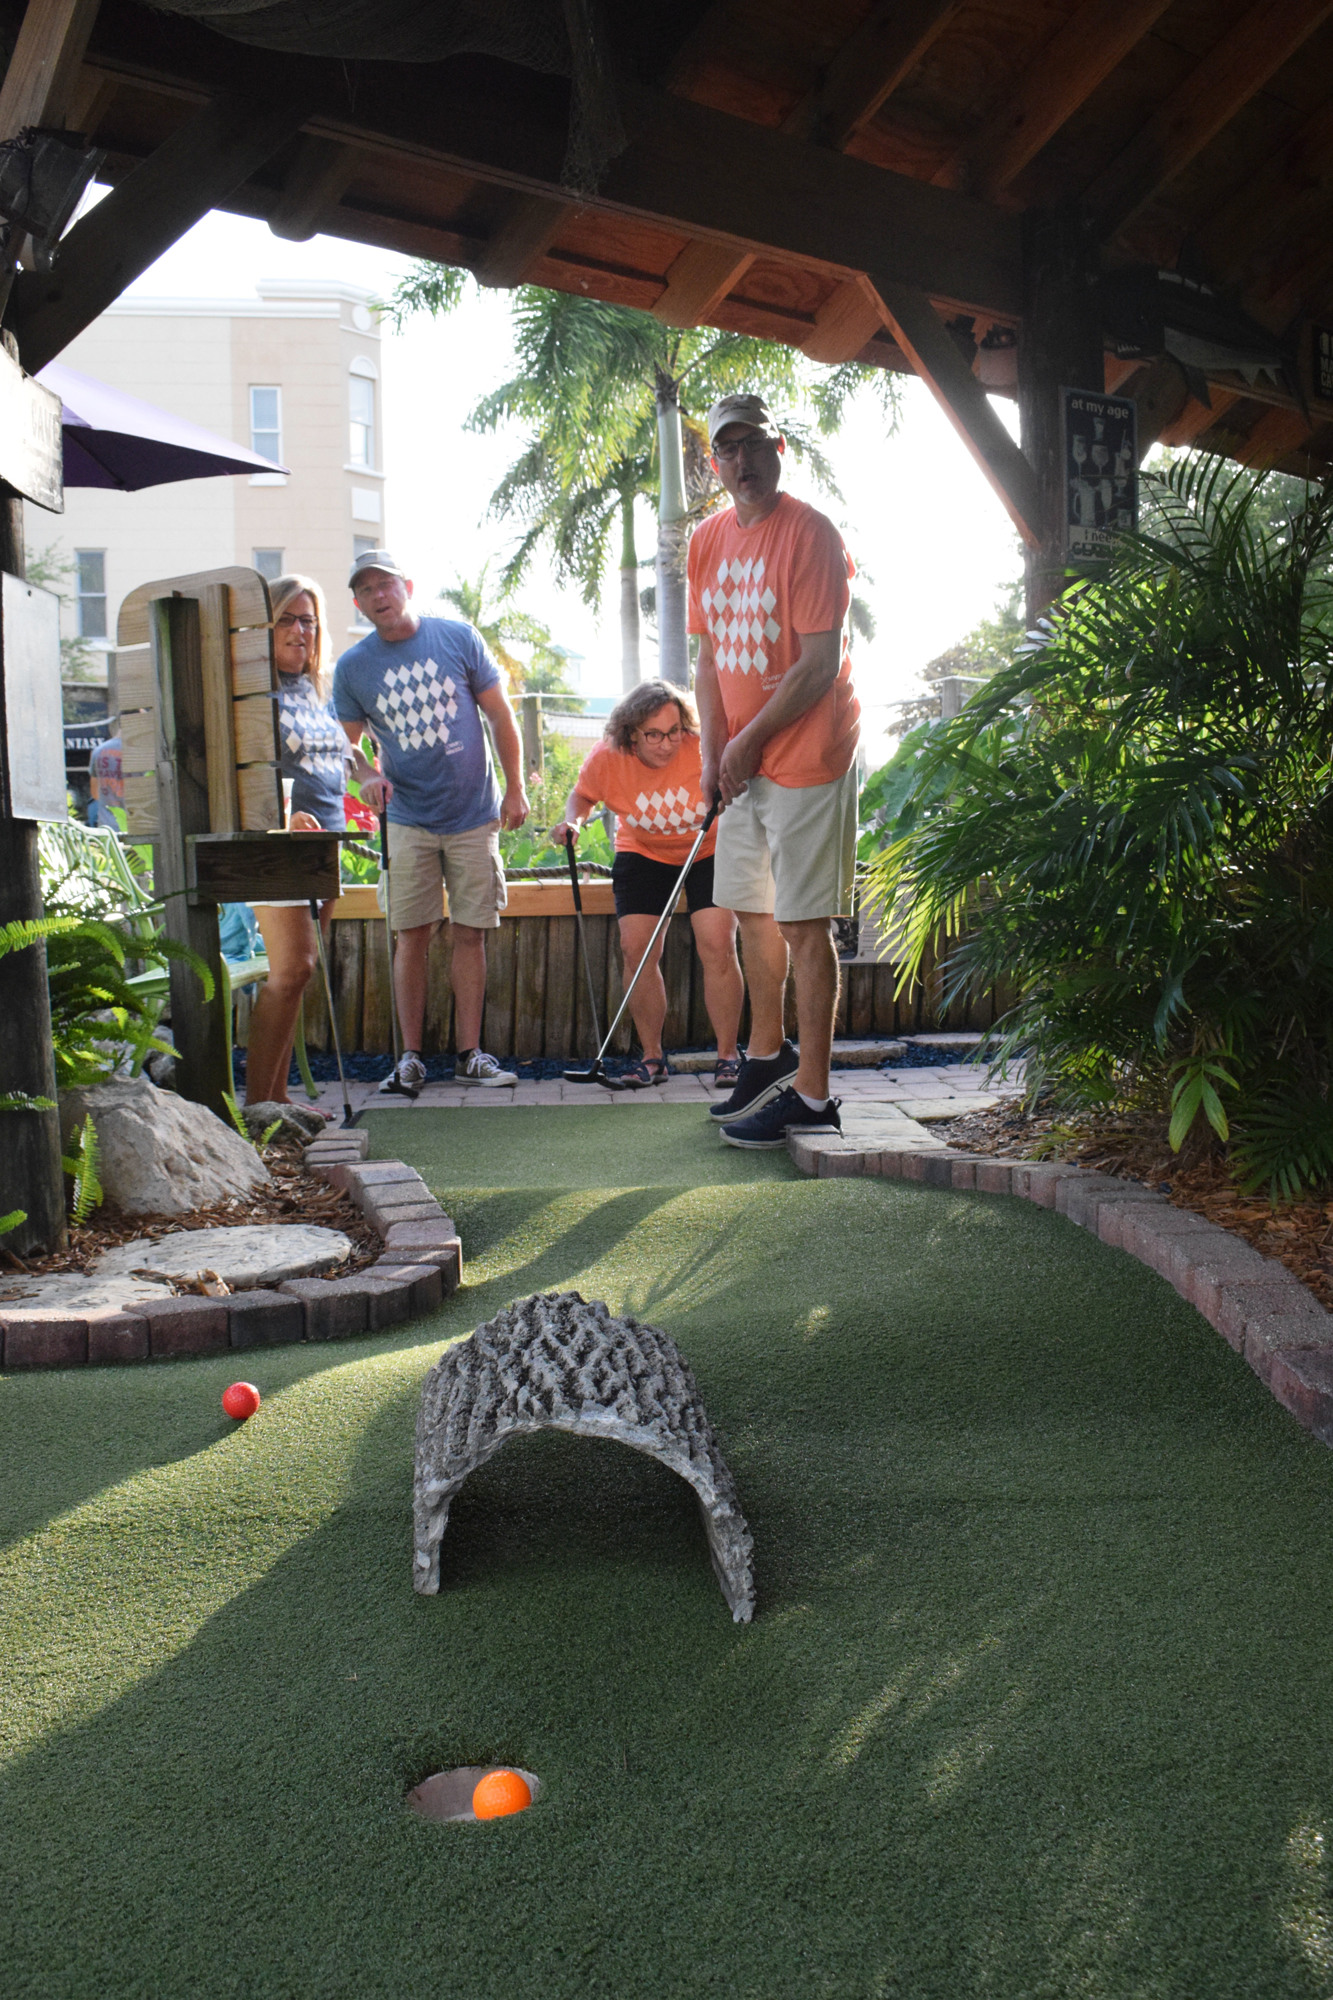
[333,616,502,835]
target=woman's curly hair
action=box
[604,679,700,754]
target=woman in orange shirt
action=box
[552,681,744,1089]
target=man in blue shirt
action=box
[335,551,530,1094]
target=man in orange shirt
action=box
[691,393,860,1147]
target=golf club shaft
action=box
[309,898,356,1125]
[564,831,606,1055]
[592,799,720,1063]
[378,813,403,1064]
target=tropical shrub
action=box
[866,457,1333,1197]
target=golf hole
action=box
[405,1765,542,1824]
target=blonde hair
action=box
[269,572,331,699]
[604,680,699,754]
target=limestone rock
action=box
[241,1100,328,1143]
[94,1222,351,1290]
[413,1289,755,1622]
[59,1076,270,1216]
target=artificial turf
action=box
[5,1105,1333,1996]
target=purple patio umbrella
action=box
[36,360,290,489]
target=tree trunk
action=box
[654,372,689,687]
[618,486,641,691]
[0,491,67,1254]
[1017,207,1104,624]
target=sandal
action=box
[622,1057,670,1088]
[713,1056,742,1090]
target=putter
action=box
[564,797,720,1090]
[563,829,608,1057]
[309,897,358,1128]
[377,813,418,1099]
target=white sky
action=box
[118,206,1025,760]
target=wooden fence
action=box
[241,882,1009,1062]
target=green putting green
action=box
[5,1105,1333,1997]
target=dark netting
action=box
[143,0,626,191]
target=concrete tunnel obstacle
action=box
[412,1290,756,1622]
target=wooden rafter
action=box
[1199,95,1333,291]
[801,279,884,365]
[472,193,574,288]
[943,0,1172,198]
[652,238,753,327]
[0,0,101,136]
[868,276,1042,544]
[10,87,311,370]
[1122,356,1190,461]
[1085,0,1333,236]
[781,0,964,150]
[267,135,360,244]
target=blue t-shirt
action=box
[332,617,502,835]
[277,673,348,831]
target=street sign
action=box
[0,341,62,512]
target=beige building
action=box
[42,278,388,682]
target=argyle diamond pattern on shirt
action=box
[623,785,708,836]
[699,554,781,678]
[375,659,459,751]
[280,683,346,780]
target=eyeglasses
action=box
[276,614,317,631]
[638,726,683,745]
[713,435,776,463]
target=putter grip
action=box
[379,814,390,870]
[702,792,722,834]
[563,829,583,913]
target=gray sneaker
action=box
[455,1048,518,1087]
[378,1052,427,1098]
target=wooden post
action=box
[0,489,66,1253]
[151,596,231,1116]
[520,692,543,783]
[1017,207,1105,622]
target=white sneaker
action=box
[378,1052,427,1097]
[455,1048,517,1087]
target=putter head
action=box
[340,1107,362,1128]
[561,1061,628,1092]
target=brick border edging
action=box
[0,1130,464,1372]
[788,1130,1333,1448]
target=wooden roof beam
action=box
[1086,0,1333,238]
[0,0,102,136]
[783,0,964,151]
[868,276,1042,545]
[267,135,361,244]
[8,87,311,370]
[472,192,574,288]
[652,237,753,327]
[1121,355,1190,460]
[801,279,884,364]
[1198,95,1333,290]
[946,0,1173,199]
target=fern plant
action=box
[61,1113,103,1224]
[866,456,1333,1197]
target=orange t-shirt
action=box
[687,491,860,787]
[574,733,718,866]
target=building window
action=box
[349,373,375,467]
[253,548,284,581]
[75,550,107,640]
[249,385,282,463]
[351,536,377,627]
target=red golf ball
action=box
[221,1381,261,1421]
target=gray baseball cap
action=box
[348,548,406,589]
[706,392,782,448]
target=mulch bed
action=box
[1,1131,382,1286]
[942,1101,1333,1312]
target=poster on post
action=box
[1061,388,1137,562]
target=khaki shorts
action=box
[377,819,507,931]
[712,769,858,923]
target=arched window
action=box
[349,357,377,468]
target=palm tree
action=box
[391,271,897,686]
[437,565,555,698]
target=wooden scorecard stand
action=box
[116,565,341,1116]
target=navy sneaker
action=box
[707,1039,800,1121]
[720,1085,841,1149]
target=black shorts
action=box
[611,849,716,919]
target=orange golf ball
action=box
[472,1769,531,1819]
[221,1381,261,1421]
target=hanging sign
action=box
[1061,388,1137,562]
[0,342,62,513]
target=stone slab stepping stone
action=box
[0,1270,174,1315]
[94,1224,353,1291]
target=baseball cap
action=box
[706,393,782,449]
[348,548,406,589]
